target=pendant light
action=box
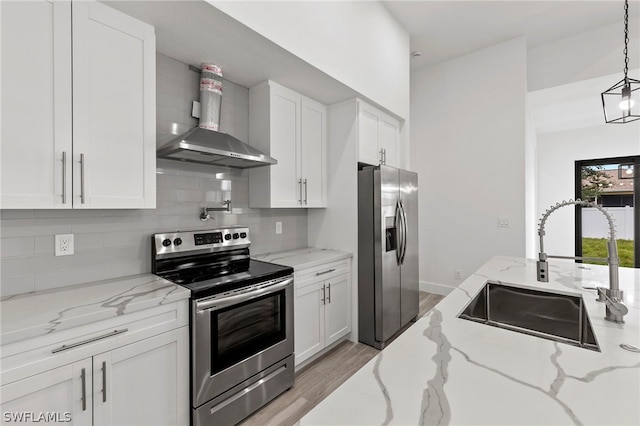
[601,0,639,123]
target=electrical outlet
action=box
[275,221,282,234]
[498,217,510,228]
[55,234,74,256]
[454,269,462,280]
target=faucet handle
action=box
[597,287,628,322]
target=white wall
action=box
[528,20,640,91]
[535,124,639,258]
[209,0,410,120]
[411,37,527,292]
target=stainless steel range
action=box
[152,228,294,426]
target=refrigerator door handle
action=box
[399,200,409,264]
[395,201,403,265]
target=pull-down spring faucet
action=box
[537,199,628,323]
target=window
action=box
[575,156,639,268]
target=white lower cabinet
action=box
[294,259,351,366]
[94,328,188,426]
[0,303,189,426]
[0,360,92,425]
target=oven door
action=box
[192,276,294,408]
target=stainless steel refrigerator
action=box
[358,165,419,349]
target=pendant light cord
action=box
[623,0,629,81]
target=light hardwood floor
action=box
[239,291,444,426]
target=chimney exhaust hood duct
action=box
[157,64,277,169]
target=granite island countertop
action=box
[300,256,640,426]
[0,274,190,345]
[252,247,352,270]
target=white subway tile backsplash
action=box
[31,254,73,274]
[177,189,206,203]
[0,274,35,297]
[1,256,33,277]
[74,233,105,251]
[0,53,308,297]
[102,231,147,249]
[1,237,34,258]
[35,265,106,292]
[34,235,54,255]
[1,218,72,238]
[0,209,35,219]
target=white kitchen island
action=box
[300,256,640,426]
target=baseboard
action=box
[419,280,455,296]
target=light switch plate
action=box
[192,101,200,119]
[275,221,282,234]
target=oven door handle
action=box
[195,276,293,312]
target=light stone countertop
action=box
[300,256,640,426]
[252,247,352,271]
[0,274,190,345]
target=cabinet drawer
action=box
[1,300,188,385]
[295,259,351,289]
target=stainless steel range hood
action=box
[157,127,277,169]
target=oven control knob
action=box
[224,234,232,241]
[173,238,182,246]
[240,232,247,239]
[162,238,172,247]
[233,233,240,240]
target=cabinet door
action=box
[294,282,325,365]
[379,115,399,168]
[301,97,327,207]
[325,274,351,346]
[357,103,381,166]
[93,327,189,426]
[72,1,156,209]
[0,0,72,209]
[268,83,301,207]
[0,359,93,425]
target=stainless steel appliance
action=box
[358,165,419,349]
[152,228,294,426]
[157,127,277,169]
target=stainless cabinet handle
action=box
[62,151,67,204]
[321,284,326,305]
[380,148,384,164]
[384,149,387,164]
[303,178,308,205]
[102,361,107,403]
[80,153,86,204]
[315,268,335,276]
[327,283,331,303]
[52,328,128,353]
[81,368,87,411]
[298,178,303,205]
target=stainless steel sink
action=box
[458,281,600,351]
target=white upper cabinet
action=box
[249,81,327,208]
[1,0,72,209]
[72,1,156,209]
[0,0,156,209]
[357,101,400,168]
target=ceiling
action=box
[383,0,640,71]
